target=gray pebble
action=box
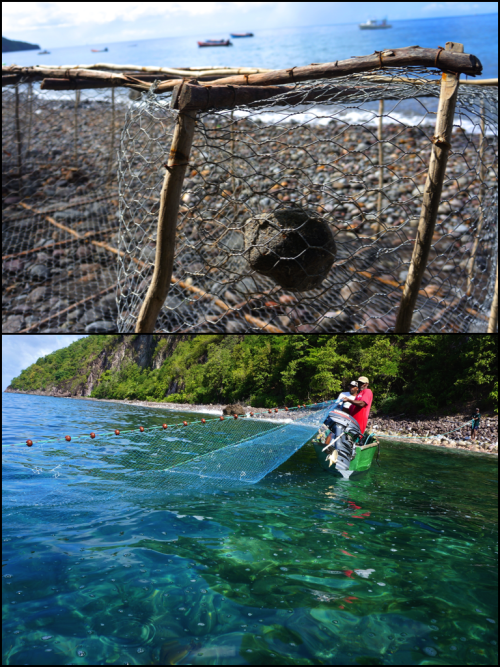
[85,320,117,333]
[28,264,50,280]
[2,315,25,332]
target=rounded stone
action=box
[244,207,336,292]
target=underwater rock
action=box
[244,207,337,292]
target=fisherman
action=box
[341,376,373,434]
[337,381,359,414]
[323,381,359,451]
[470,407,481,441]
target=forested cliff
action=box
[5,335,498,415]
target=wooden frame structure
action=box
[4,44,497,334]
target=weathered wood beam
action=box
[395,42,464,333]
[157,45,482,92]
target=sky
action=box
[3,1,498,48]
[2,335,86,392]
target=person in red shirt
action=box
[342,376,373,434]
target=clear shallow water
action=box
[2,393,498,665]
[3,14,498,78]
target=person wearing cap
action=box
[337,381,359,414]
[470,407,481,440]
[341,376,373,434]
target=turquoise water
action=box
[2,14,498,78]
[2,393,498,665]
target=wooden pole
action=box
[230,109,237,221]
[4,48,482,89]
[74,89,80,162]
[395,42,463,333]
[15,84,22,177]
[466,101,486,296]
[107,87,115,183]
[27,81,33,156]
[375,99,384,233]
[487,262,498,333]
[135,104,197,332]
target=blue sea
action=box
[3,14,498,79]
[2,392,498,665]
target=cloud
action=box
[2,1,271,33]
[2,335,87,391]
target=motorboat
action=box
[359,19,392,29]
[91,47,108,52]
[312,402,379,479]
[38,50,50,54]
[230,33,254,37]
[197,40,232,47]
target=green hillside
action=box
[7,335,498,415]
[2,36,40,52]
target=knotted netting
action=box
[2,83,130,333]
[117,67,497,333]
[3,402,334,513]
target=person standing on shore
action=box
[471,407,481,440]
[341,376,373,434]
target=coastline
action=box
[5,388,497,455]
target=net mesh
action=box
[2,83,130,333]
[117,68,497,333]
[2,68,497,333]
[2,402,334,511]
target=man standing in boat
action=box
[341,376,373,434]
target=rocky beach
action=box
[5,388,497,455]
[3,81,497,333]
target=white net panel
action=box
[117,68,497,333]
[3,401,334,511]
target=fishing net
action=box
[2,67,497,333]
[2,402,335,513]
[117,68,497,333]
[2,83,130,333]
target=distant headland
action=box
[2,36,41,52]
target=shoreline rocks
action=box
[4,388,497,455]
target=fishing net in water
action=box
[2,402,334,514]
[117,67,497,333]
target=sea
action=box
[2,14,498,79]
[2,392,498,665]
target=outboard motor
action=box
[323,405,363,478]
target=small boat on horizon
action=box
[230,32,254,37]
[197,39,232,47]
[359,18,392,29]
[38,50,50,55]
[91,47,108,52]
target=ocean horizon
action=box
[3,13,498,79]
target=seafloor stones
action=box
[222,403,247,416]
[244,207,336,291]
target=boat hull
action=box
[313,441,378,477]
[197,41,232,47]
